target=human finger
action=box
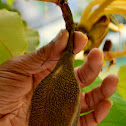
[33,31,87,89]
[80,74,119,113]
[79,100,112,126]
[74,48,103,88]
[73,31,87,54]
[2,29,87,76]
[0,30,68,75]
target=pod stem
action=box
[58,0,75,53]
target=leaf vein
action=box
[0,39,13,57]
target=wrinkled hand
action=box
[0,30,119,126]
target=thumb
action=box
[0,30,69,75]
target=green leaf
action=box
[117,65,126,100]
[0,0,20,14]
[75,60,126,125]
[6,0,15,6]
[80,75,126,126]
[24,27,40,53]
[98,91,126,126]
[74,59,84,68]
[99,65,119,80]
[74,59,102,93]
[0,9,27,64]
[81,76,102,92]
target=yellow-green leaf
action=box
[0,9,27,64]
[6,0,15,6]
[117,65,126,100]
[24,27,40,53]
[99,65,119,80]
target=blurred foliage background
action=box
[2,0,126,65]
[1,0,95,46]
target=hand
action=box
[74,50,119,126]
[0,30,119,126]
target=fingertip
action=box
[53,29,69,56]
[62,29,69,38]
[89,48,103,54]
[108,100,113,106]
[88,48,104,62]
[96,99,112,110]
[80,99,112,125]
[94,100,112,123]
[107,74,119,84]
[87,48,104,72]
[101,74,119,98]
[75,31,88,42]
[54,29,69,42]
[103,74,119,87]
[75,48,104,88]
[73,31,88,54]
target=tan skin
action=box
[0,30,119,126]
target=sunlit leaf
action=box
[99,65,119,80]
[6,0,15,6]
[117,65,126,100]
[74,59,84,68]
[24,27,40,53]
[0,1,17,12]
[99,91,126,126]
[81,76,102,92]
[0,9,27,64]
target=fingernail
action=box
[108,100,113,106]
[53,30,63,42]
[83,33,88,40]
